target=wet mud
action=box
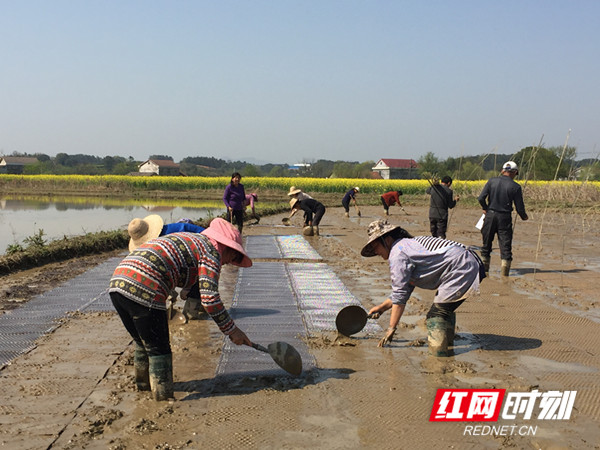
[1,205,600,449]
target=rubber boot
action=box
[446,312,456,347]
[344,212,349,218]
[134,344,150,391]
[149,354,174,401]
[481,255,490,273]
[501,259,511,277]
[426,317,449,357]
[302,226,314,236]
[314,225,320,236]
[385,210,389,216]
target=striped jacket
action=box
[109,232,235,335]
[388,236,481,305]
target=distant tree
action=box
[243,164,262,177]
[418,152,443,179]
[267,165,286,177]
[149,155,173,161]
[310,160,335,178]
[514,146,568,180]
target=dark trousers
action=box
[426,300,465,321]
[341,199,350,213]
[228,209,244,232]
[380,196,389,212]
[110,292,171,356]
[481,211,513,260]
[312,205,326,226]
[429,217,448,239]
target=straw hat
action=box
[360,219,403,257]
[290,198,299,209]
[127,214,164,251]
[201,218,252,267]
[288,186,302,196]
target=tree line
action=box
[4,145,599,180]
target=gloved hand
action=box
[378,327,397,347]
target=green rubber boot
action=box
[426,317,449,357]
[501,259,511,277]
[134,344,150,391]
[149,354,174,401]
[446,312,456,347]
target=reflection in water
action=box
[0,196,228,255]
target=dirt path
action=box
[1,205,599,449]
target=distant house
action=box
[137,159,181,176]
[0,156,39,174]
[372,158,419,179]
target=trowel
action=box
[249,341,303,376]
[335,305,378,336]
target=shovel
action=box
[249,341,303,376]
[335,305,379,336]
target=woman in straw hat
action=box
[109,218,252,401]
[361,220,485,356]
[287,186,313,202]
[127,215,205,251]
[289,196,326,236]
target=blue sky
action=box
[2,0,599,165]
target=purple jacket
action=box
[223,183,246,210]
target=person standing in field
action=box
[342,187,360,217]
[477,161,529,276]
[380,190,403,216]
[223,172,246,233]
[426,176,459,239]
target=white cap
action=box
[502,161,518,172]
[354,186,360,192]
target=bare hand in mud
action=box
[378,327,396,347]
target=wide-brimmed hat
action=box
[201,218,252,267]
[361,219,403,257]
[502,161,518,172]
[128,214,164,251]
[354,186,360,192]
[288,186,302,196]
[290,198,299,209]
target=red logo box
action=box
[430,389,506,422]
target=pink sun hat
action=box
[201,218,252,267]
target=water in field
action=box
[0,195,229,255]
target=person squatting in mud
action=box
[289,196,326,236]
[108,218,253,401]
[362,220,486,356]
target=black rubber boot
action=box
[134,344,150,391]
[446,312,456,347]
[149,354,174,401]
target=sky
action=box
[2,1,599,165]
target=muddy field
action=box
[1,204,600,449]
